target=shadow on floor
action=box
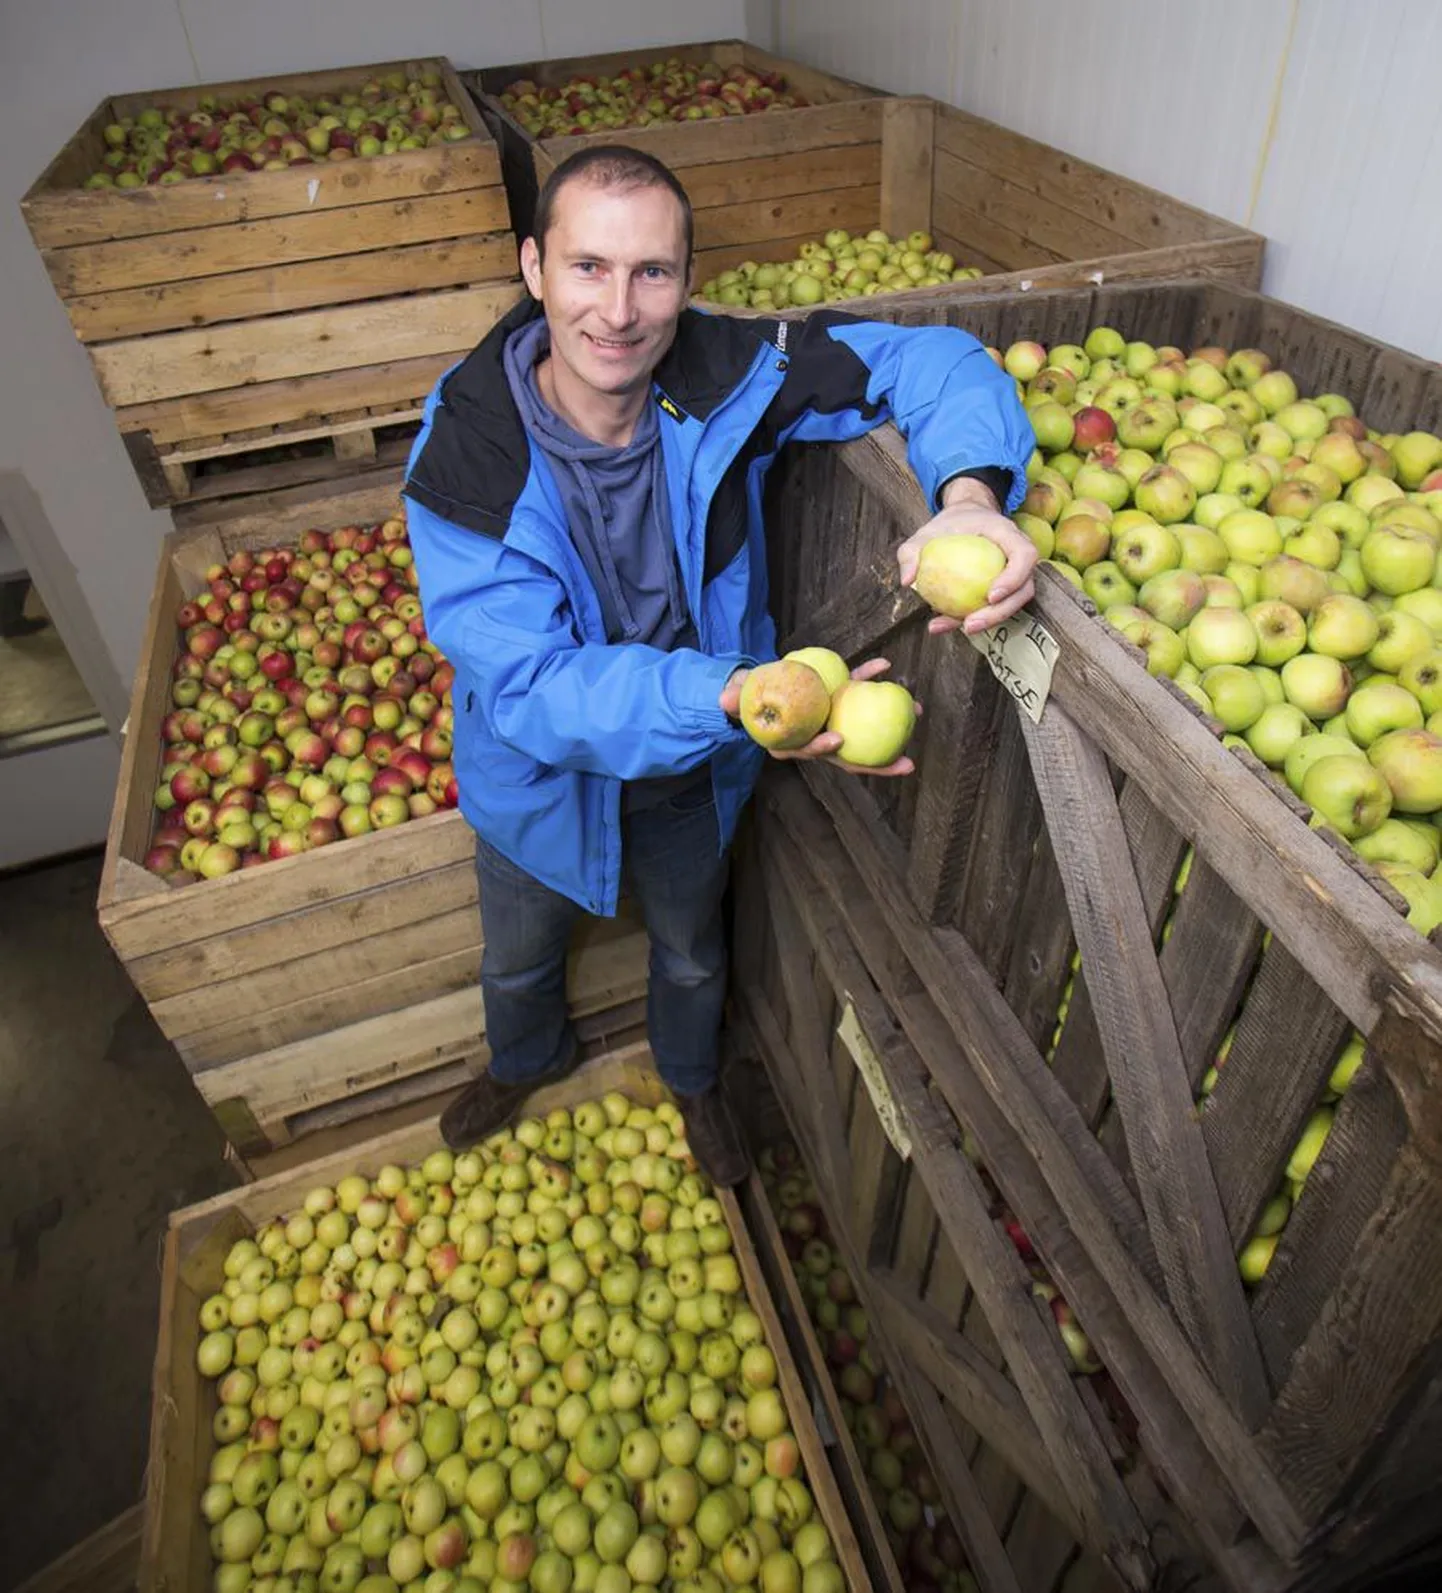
[0,849,236,1588]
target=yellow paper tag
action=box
[837,1000,912,1161]
[966,609,1059,724]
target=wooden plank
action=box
[14,1505,142,1593]
[25,139,501,250]
[932,104,1251,250]
[117,354,453,444]
[1020,705,1270,1423]
[835,425,1442,1046]
[152,432,413,507]
[1259,1005,1442,1525]
[680,141,882,213]
[879,98,936,239]
[694,184,880,256]
[162,403,417,465]
[46,189,510,299]
[89,280,522,406]
[193,928,651,1124]
[1005,1492,1080,1593]
[1002,822,1076,1053]
[1201,939,1351,1247]
[768,768,1304,1560]
[904,643,999,923]
[717,1183,874,1593]
[67,232,516,340]
[758,802,1154,1585]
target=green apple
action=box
[1135,463,1197,524]
[1246,600,1307,666]
[1139,568,1206,629]
[1369,727,1442,812]
[1082,560,1137,610]
[1281,653,1354,723]
[1120,617,1186,678]
[1361,525,1437,595]
[1373,861,1442,932]
[1256,554,1332,614]
[1396,588,1442,635]
[1302,755,1392,838]
[1391,430,1442,488]
[1346,680,1424,746]
[1354,817,1441,876]
[1167,441,1225,496]
[1200,665,1266,731]
[1072,460,1131,510]
[1283,520,1343,571]
[1284,729,1363,794]
[1186,607,1259,669]
[1218,508,1283,566]
[1177,524,1229,573]
[826,680,915,768]
[782,647,848,696]
[1201,574,1245,609]
[1245,702,1312,767]
[1113,521,1182,584]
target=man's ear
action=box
[520,236,543,301]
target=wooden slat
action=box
[67,232,516,340]
[1201,940,1351,1247]
[14,1506,142,1593]
[836,424,1442,1046]
[89,280,522,406]
[769,767,1304,1561]
[932,104,1251,250]
[46,189,510,298]
[681,141,882,212]
[25,140,501,250]
[116,354,454,444]
[879,98,936,239]
[1005,1493,1080,1593]
[162,404,418,465]
[694,184,881,256]
[1021,704,1270,1424]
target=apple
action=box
[1113,521,1182,584]
[739,660,832,750]
[1361,525,1437,596]
[1369,728,1442,812]
[825,680,916,767]
[1246,600,1308,666]
[1302,755,1393,838]
[781,646,848,695]
[1245,702,1312,767]
[912,534,1007,618]
[1186,607,1259,669]
[1345,681,1424,747]
[1309,594,1380,659]
[1200,665,1266,732]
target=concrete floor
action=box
[0,848,234,1589]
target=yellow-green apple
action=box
[1400,649,1442,715]
[1257,554,1331,613]
[1375,862,1442,933]
[739,661,832,751]
[1218,388,1265,427]
[825,681,916,767]
[1311,500,1372,549]
[1311,432,1368,484]
[1071,460,1131,510]
[1114,447,1156,488]
[1119,617,1186,678]
[1202,574,1245,608]
[1186,607,1259,669]
[1139,569,1206,629]
[1053,515,1111,573]
[1302,755,1392,838]
[1283,520,1343,570]
[1082,562,1137,610]
[1354,817,1442,875]
[1285,730,1364,794]
[1085,327,1126,362]
[1116,398,1177,452]
[1348,475,1406,515]
[1309,594,1380,659]
[1369,611,1434,674]
[1281,655,1353,722]
[1250,665,1286,705]
[1200,665,1266,731]
[1345,681,1424,747]
[1245,702,1312,767]
[1177,525,1229,573]
[1274,401,1329,443]
[1027,400,1074,452]
[1246,600,1308,666]
[1013,512,1055,558]
[1391,431,1442,488]
[1369,728,1442,812]
[1218,509,1283,567]
[1361,525,1437,595]
[1331,548,1368,596]
[1225,348,1272,387]
[1252,371,1300,415]
[1218,458,1276,508]
[1195,491,1244,530]
[1135,464,1196,524]
[1049,561,1085,591]
[1113,521,1181,584]
[782,647,848,696]
[912,535,1008,618]
[1003,342,1047,382]
[1167,442,1224,495]
[1396,589,1442,635]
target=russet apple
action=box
[739,660,832,751]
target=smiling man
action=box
[403,146,1036,1182]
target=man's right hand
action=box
[719,658,918,777]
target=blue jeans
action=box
[474,780,729,1097]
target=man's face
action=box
[520,179,692,402]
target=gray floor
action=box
[0,849,234,1589]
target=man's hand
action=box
[898,475,1038,636]
[719,658,919,777]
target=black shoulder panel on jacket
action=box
[403,296,541,540]
[759,309,882,447]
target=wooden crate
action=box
[21,57,524,508]
[141,1046,872,1593]
[732,277,1442,1592]
[99,470,650,1154]
[465,41,885,263]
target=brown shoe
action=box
[677,1084,753,1187]
[440,1051,577,1150]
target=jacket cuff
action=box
[682,653,755,739]
[936,465,1015,514]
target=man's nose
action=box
[602,273,637,327]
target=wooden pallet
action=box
[141,1046,872,1593]
[98,469,651,1154]
[735,276,1442,1592]
[20,57,522,508]
[14,1506,142,1593]
[467,40,885,260]
[699,96,1264,317]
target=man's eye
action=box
[643,266,668,281]
[575,262,597,275]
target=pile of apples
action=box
[999,329,1442,934]
[1051,853,1368,1290]
[500,60,806,138]
[145,512,458,886]
[697,231,981,312]
[192,1092,845,1593]
[85,67,473,188]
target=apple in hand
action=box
[825,680,916,767]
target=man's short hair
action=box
[532,146,694,266]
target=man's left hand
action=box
[897,476,1038,637]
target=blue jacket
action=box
[403,298,1033,916]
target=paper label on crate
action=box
[837,1000,912,1161]
[966,610,1058,724]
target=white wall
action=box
[0,0,750,711]
[778,0,1442,363]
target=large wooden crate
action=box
[465,41,884,267]
[734,279,1442,1592]
[21,57,524,508]
[99,470,650,1154]
[142,1046,872,1593]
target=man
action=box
[403,146,1036,1182]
